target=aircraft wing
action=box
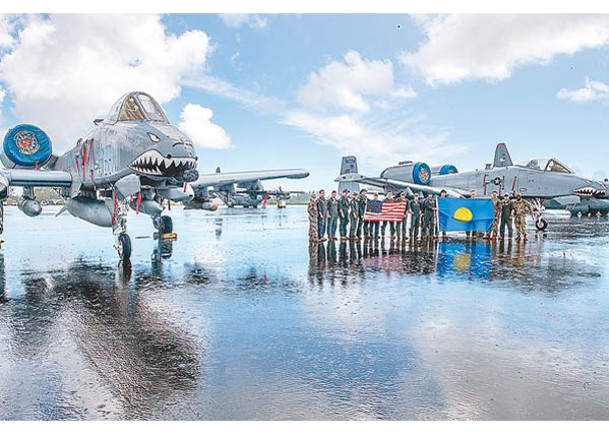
[1,168,73,188]
[334,173,469,198]
[191,169,310,188]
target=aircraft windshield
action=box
[137,93,169,123]
[519,158,573,173]
[119,95,146,121]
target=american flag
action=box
[363,200,407,222]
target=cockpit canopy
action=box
[518,158,573,174]
[106,91,169,123]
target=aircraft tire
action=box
[535,217,548,231]
[159,215,173,234]
[118,233,132,263]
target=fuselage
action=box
[427,166,605,199]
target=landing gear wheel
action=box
[117,232,132,262]
[535,217,548,231]
[159,215,173,234]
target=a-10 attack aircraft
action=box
[0,91,309,261]
[335,143,607,229]
[186,167,308,209]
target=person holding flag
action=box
[396,191,409,241]
[436,193,495,237]
[381,191,396,240]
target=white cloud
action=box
[178,103,232,150]
[557,77,609,103]
[219,14,268,29]
[0,14,210,150]
[297,50,416,113]
[402,14,609,86]
[283,110,466,169]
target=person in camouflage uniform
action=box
[349,192,360,240]
[327,190,339,240]
[338,189,350,241]
[513,192,531,240]
[308,193,319,242]
[499,193,514,240]
[484,191,501,239]
[408,193,422,241]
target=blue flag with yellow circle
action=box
[437,198,495,232]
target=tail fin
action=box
[493,143,513,168]
[337,155,360,194]
[215,166,221,173]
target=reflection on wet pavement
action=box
[0,206,608,420]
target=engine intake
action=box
[380,161,432,185]
[1,124,53,169]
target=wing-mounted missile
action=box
[1,124,54,169]
[380,161,432,185]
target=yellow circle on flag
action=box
[453,207,473,222]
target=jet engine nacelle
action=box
[380,161,432,185]
[66,197,113,227]
[430,164,458,176]
[17,197,42,217]
[1,124,53,169]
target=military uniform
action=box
[307,199,318,241]
[401,198,410,240]
[485,196,502,238]
[513,197,531,239]
[499,197,514,239]
[316,195,328,240]
[409,200,422,240]
[421,196,436,238]
[338,194,350,239]
[349,196,360,239]
[327,196,339,239]
[357,194,369,238]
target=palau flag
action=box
[437,198,495,232]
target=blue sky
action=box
[1,13,609,191]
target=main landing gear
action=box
[113,197,132,263]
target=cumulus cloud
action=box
[219,14,268,29]
[178,103,232,150]
[283,110,466,169]
[557,77,609,103]
[283,50,465,167]
[0,14,210,150]
[402,14,609,86]
[297,50,416,113]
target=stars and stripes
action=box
[363,200,407,222]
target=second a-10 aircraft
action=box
[0,91,308,261]
[336,143,607,229]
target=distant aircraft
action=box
[335,143,607,229]
[187,167,308,209]
[0,91,308,261]
[545,196,609,216]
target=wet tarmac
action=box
[0,205,608,420]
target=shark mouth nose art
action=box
[572,186,606,197]
[129,149,197,177]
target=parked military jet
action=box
[186,168,309,209]
[335,143,607,229]
[545,196,609,216]
[0,91,309,261]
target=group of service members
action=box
[307,188,533,243]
